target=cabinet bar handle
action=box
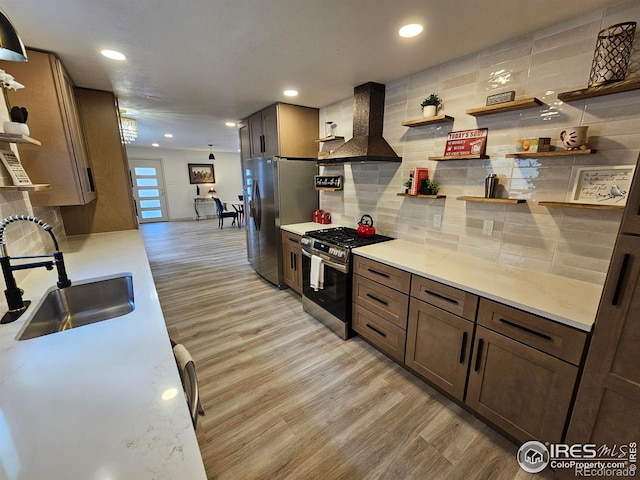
[366,293,389,306]
[498,318,552,341]
[612,253,631,306]
[288,237,299,243]
[290,252,294,270]
[365,323,387,338]
[424,289,458,305]
[459,331,468,364]
[367,268,390,279]
[87,167,95,192]
[474,339,484,372]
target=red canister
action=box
[313,209,323,223]
[320,211,331,224]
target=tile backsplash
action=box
[319,0,640,285]
[0,89,65,261]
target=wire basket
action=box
[589,22,637,87]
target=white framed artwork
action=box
[570,166,635,206]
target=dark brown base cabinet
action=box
[466,326,578,444]
[562,234,640,479]
[405,299,474,401]
[352,258,410,363]
[281,232,303,294]
[352,254,590,449]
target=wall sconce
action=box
[0,9,27,62]
[208,144,215,161]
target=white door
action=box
[129,158,169,223]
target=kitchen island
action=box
[0,230,206,479]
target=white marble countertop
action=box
[0,230,206,479]
[354,239,602,332]
[281,221,346,236]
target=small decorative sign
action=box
[571,166,635,205]
[444,128,488,156]
[315,175,343,191]
[486,91,515,106]
[0,149,32,185]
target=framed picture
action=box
[188,163,215,184]
[570,166,635,206]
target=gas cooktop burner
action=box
[306,226,393,248]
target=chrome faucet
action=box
[0,215,72,324]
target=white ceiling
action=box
[1,0,622,153]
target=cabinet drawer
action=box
[353,256,411,293]
[411,276,478,321]
[477,299,587,366]
[353,274,408,329]
[282,231,302,246]
[352,303,406,362]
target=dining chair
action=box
[172,342,205,428]
[213,197,238,228]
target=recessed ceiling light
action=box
[225,122,236,127]
[100,49,126,61]
[164,133,173,138]
[152,143,159,147]
[283,89,298,97]
[399,24,423,38]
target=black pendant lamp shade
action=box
[208,144,215,161]
[0,9,27,62]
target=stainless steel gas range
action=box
[300,227,393,339]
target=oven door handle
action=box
[301,248,348,274]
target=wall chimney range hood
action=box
[322,82,401,165]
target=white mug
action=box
[560,126,588,150]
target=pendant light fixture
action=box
[208,144,215,161]
[0,8,27,62]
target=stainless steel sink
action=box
[17,274,135,340]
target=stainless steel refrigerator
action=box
[243,157,318,287]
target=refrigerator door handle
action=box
[253,182,262,230]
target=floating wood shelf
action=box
[538,201,624,211]
[0,134,42,146]
[396,193,446,199]
[466,97,543,117]
[429,154,490,161]
[315,136,345,143]
[506,149,596,158]
[402,115,455,127]
[457,196,525,204]
[0,184,51,192]
[558,77,640,102]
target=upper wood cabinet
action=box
[1,50,96,206]
[60,89,138,234]
[245,103,319,159]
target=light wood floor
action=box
[140,221,553,480]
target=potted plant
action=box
[403,179,412,194]
[421,93,442,118]
[419,179,440,195]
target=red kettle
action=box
[357,214,376,238]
